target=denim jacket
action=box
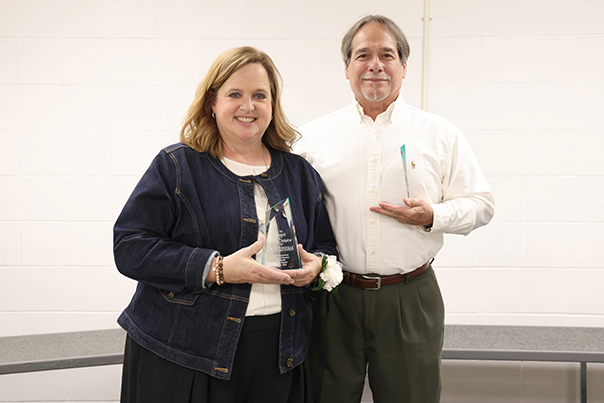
[114,143,337,379]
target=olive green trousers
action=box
[309,266,444,403]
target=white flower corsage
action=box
[313,254,343,292]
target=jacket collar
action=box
[206,145,284,183]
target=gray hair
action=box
[341,15,410,66]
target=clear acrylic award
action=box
[261,198,302,270]
[400,144,410,198]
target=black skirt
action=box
[120,314,312,403]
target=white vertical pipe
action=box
[421,0,431,111]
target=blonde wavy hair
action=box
[180,46,299,158]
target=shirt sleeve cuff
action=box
[425,203,446,232]
[201,251,220,289]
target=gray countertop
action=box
[443,325,604,362]
[2,325,604,375]
[0,328,126,374]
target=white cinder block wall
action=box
[1,0,603,401]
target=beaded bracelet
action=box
[213,255,225,286]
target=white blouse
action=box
[222,157,281,316]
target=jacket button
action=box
[286,358,294,367]
[167,292,175,299]
[288,308,296,317]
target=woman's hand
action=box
[215,236,295,285]
[282,245,322,287]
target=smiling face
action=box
[345,22,407,115]
[211,63,272,151]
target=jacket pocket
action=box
[159,289,201,306]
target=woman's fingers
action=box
[222,236,295,285]
[281,245,322,287]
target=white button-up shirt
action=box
[296,97,494,275]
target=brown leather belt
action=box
[343,261,430,291]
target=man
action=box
[296,15,495,403]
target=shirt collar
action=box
[354,94,403,128]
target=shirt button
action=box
[371,157,377,163]
[289,308,296,317]
[286,358,294,367]
[167,292,175,299]
[371,219,376,224]
[370,188,375,194]
[370,251,376,256]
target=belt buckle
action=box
[361,274,382,290]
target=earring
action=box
[211,112,215,118]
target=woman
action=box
[114,46,338,403]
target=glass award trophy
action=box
[261,198,302,270]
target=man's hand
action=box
[369,198,434,227]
